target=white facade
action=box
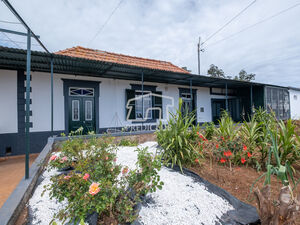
[289,88,300,120]
[4,69,300,136]
[27,71,233,133]
[0,70,18,134]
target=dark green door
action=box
[69,96,95,134]
[211,99,225,123]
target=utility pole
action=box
[197,37,204,75]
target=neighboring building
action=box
[0,46,295,156]
[289,87,300,119]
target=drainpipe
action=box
[141,71,144,129]
[25,28,31,179]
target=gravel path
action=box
[28,141,233,225]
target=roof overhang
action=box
[0,46,285,89]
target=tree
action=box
[234,69,256,82]
[207,64,225,78]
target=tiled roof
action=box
[55,46,189,74]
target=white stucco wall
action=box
[2,69,233,133]
[289,89,300,120]
[0,70,17,134]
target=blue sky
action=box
[0,0,300,87]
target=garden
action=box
[27,99,300,225]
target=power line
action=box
[1,32,21,48]
[202,0,257,45]
[206,3,300,48]
[88,0,125,46]
[0,19,21,24]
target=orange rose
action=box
[89,182,100,196]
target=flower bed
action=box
[27,140,257,225]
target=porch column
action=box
[25,29,31,179]
[141,71,144,120]
[225,83,228,111]
[50,56,54,134]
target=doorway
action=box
[63,79,100,135]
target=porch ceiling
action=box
[0,46,280,89]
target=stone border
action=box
[0,137,54,225]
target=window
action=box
[211,87,236,96]
[69,87,94,97]
[72,100,80,121]
[85,101,92,121]
[135,91,152,119]
[265,86,290,120]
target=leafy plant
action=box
[156,98,202,172]
[44,138,163,224]
[278,119,300,166]
[118,138,138,146]
[203,122,216,140]
[216,110,239,142]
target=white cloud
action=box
[0,0,299,87]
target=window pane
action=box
[72,100,80,121]
[85,101,92,121]
[135,91,152,119]
[69,88,94,97]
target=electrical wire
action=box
[206,2,300,48]
[88,0,125,46]
[0,38,40,46]
[202,0,257,45]
[0,19,21,24]
[0,32,21,48]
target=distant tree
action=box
[207,64,225,78]
[234,69,256,82]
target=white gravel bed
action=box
[118,142,234,225]
[28,141,233,225]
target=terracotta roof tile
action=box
[55,46,189,74]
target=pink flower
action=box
[105,156,109,160]
[64,175,71,180]
[89,182,100,196]
[61,156,68,161]
[241,158,246,164]
[83,173,90,181]
[50,155,57,161]
[113,158,117,162]
[122,167,129,175]
[195,158,199,163]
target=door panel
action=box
[69,96,95,134]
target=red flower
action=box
[83,173,90,181]
[122,167,129,175]
[197,131,200,136]
[247,152,252,158]
[220,158,226,163]
[216,144,219,149]
[243,145,247,151]
[223,151,232,157]
[221,136,225,141]
[195,158,199,163]
[241,158,246,164]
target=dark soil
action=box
[188,159,300,225]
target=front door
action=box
[68,87,95,134]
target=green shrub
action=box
[203,122,216,140]
[118,138,138,146]
[156,98,202,172]
[216,110,239,142]
[278,119,300,166]
[45,139,163,224]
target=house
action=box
[0,46,295,156]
